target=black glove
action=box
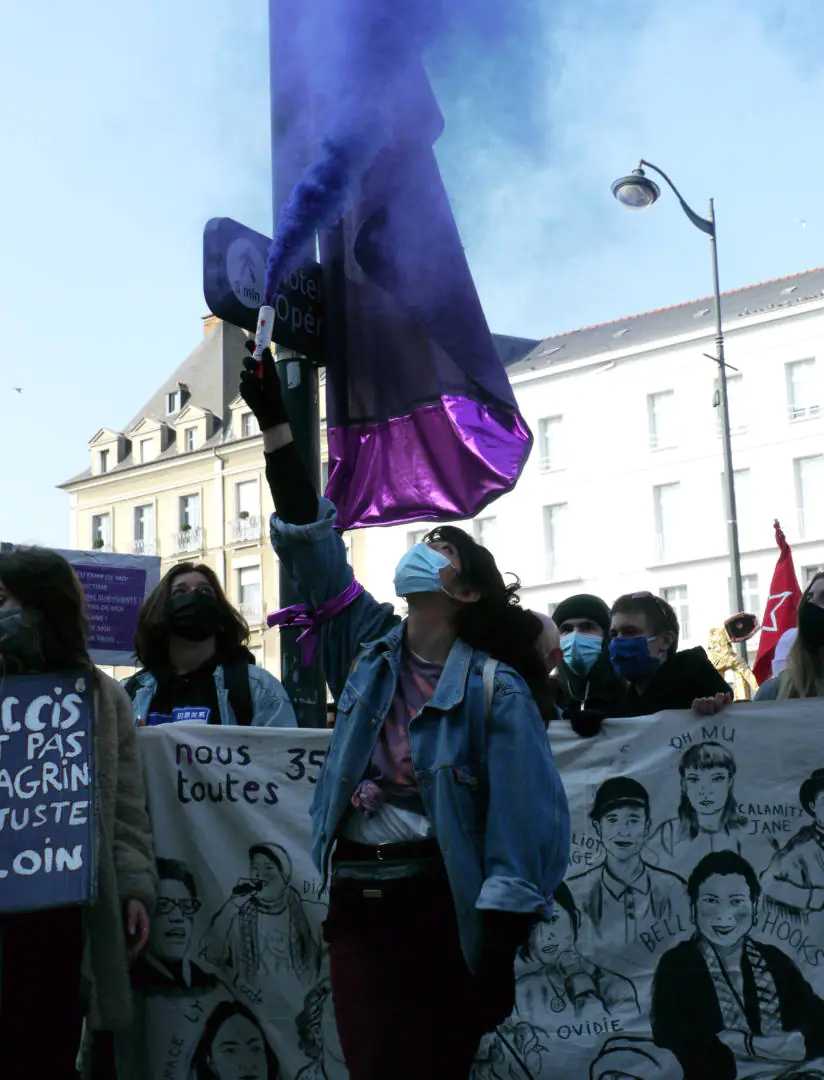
[566,706,608,738]
[239,341,290,431]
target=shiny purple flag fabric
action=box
[270,0,532,529]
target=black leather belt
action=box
[334,837,440,863]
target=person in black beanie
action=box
[553,594,630,736]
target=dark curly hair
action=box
[0,547,91,672]
[191,1000,279,1080]
[425,526,555,722]
[134,562,249,670]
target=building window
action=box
[803,565,824,586]
[241,412,259,438]
[661,585,689,642]
[184,427,197,452]
[99,449,109,474]
[407,528,429,548]
[716,374,746,436]
[133,504,155,555]
[729,468,755,547]
[237,565,262,622]
[139,437,155,464]
[742,574,760,616]
[537,416,564,471]
[233,480,260,542]
[794,455,824,539]
[543,503,570,580]
[647,391,677,450]
[786,359,820,421]
[167,390,180,415]
[92,513,111,551]
[472,517,497,550]
[177,493,202,551]
[653,482,681,562]
[728,573,760,619]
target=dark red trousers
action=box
[324,866,486,1080]
[0,906,84,1080]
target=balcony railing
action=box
[788,403,821,423]
[131,538,157,556]
[174,526,205,554]
[231,515,263,543]
[239,603,263,625]
[91,540,113,553]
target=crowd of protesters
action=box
[1,341,823,1079]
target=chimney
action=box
[202,314,221,337]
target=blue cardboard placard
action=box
[0,671,96,913]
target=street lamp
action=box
[612,161,746,651]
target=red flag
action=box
[753,520,802,684]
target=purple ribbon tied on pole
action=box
[266,578,365,666]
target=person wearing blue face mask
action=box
[553,594,631,736]
[239,344,571,1080]
[609,593,729,716]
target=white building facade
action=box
[351,268,824,656]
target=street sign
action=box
[203,217,325,361]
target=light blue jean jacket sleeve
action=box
[269,498,399,699]
[476,676,571,916]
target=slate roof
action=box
[61,268,824,486]
[60,321,250,486]
[508,266,824,377]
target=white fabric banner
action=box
[128,702,824,1080]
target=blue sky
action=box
[2,0,822,547]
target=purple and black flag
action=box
[267,0,532,529]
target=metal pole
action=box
[709,198,746,658]
[269,3,327,727]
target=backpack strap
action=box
[223,656,254,727]
[482,657,499,727]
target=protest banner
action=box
[127,702,824,1080]
[0,671,96,913]
[55,548,161,666]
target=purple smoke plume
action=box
[264,0,444,302]
[264,0,541,304]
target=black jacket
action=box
[651,936,824,1079]
[557,651,632,734]
[625,647,730,716]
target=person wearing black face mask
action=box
[124,562,296,728]
[756,572,824,702]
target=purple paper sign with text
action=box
[55,550,161,667]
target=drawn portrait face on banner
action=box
[248,846,290,909]
[191,1001,280,1080]
[691,863,756,950]
[150,862,201,964]
[677,742,746,839]
[596,804,649,864]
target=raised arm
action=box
[240,346,398,696]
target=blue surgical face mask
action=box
[608,635,661,682]
[561,632,603,677]
[393,543,451,597]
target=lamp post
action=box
[611,161,746,653]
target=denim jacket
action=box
[270,498,571,971]
[125,664,297,728]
